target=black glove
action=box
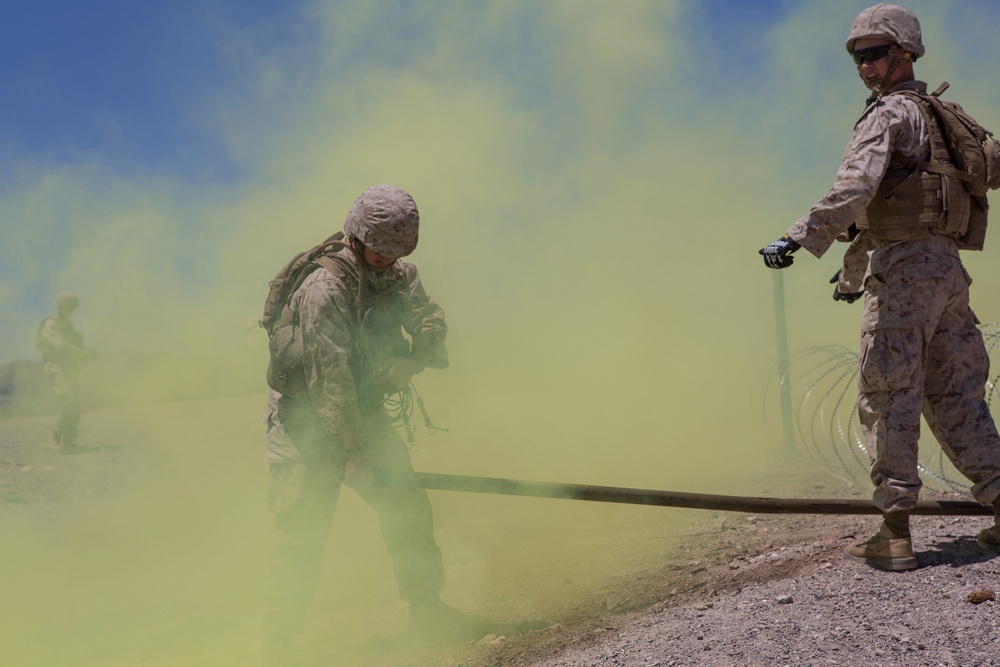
[830,270,863,303]
[830,271,865,303]
[759,235,800,269]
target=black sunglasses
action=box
[852,44,892,66]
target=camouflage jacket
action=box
[276,246,447,441]
[36,316,87,372]
[786,81,940,292]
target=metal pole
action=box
[772,271,795,450]
[412,472,991,516]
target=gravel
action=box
[529,513,1000,667]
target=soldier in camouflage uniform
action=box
[262,185,492,662]
[759,4,1000,570]
[35,291,96,451]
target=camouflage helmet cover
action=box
[846,4,924,59]
[343,184,420,258]
[55,291,79,310]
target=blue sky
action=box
[1,0,302,186]
[3,0,1000,373]
[1,1,789,187]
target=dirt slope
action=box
[521,512,1000,667]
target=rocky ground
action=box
[3,396,1000,667]
[517,511,1000,667]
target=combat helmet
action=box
[846,4,924,59]
[343,185,420,258]
[55,291,79,310]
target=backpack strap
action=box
[313,246,365,328]
[930,81,950,97]
[881,88,975,185]
[314,254,355,279]
[913,160,975,183]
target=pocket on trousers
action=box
[267,462,307,514]
[858,328,919,393]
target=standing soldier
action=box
[36,291,96,451]
[758,4,1000,570]
[261,185,492,662]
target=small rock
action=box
[776,595,793,605]
[967,589,996,604]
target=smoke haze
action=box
[2,1,1000,664]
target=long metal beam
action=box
[413,472,992,516]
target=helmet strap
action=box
[868,45,904,103]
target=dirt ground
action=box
[519,513,1000,667]
[3,395,1000,667]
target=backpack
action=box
[916,82,1000,197]
[893,82,1000,249]
[260,232,364,394]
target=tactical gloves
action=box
[759,235,800,269]
[830,270,864,303]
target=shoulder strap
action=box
[314,253,356,280]
[882,87,975,184]
[293,240,366,329]
[930,81,950,97]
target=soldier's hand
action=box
[830,270,864,303]
[374,355,420,395]
[759,235,800,269]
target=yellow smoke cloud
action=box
[4,1,1000,664]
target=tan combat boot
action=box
[977,524,1000,551]
[845,522,917,571]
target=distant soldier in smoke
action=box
[36,291,96,451]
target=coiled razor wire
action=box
[764,321,1000,492]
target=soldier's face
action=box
[853,37,910,91]
[361,245,398,269]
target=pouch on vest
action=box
[913,83,997,250]
[864,84,998,250]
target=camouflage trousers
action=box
[858,252,1000,512]
[263,406,444,640]
[44,363,80,447]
